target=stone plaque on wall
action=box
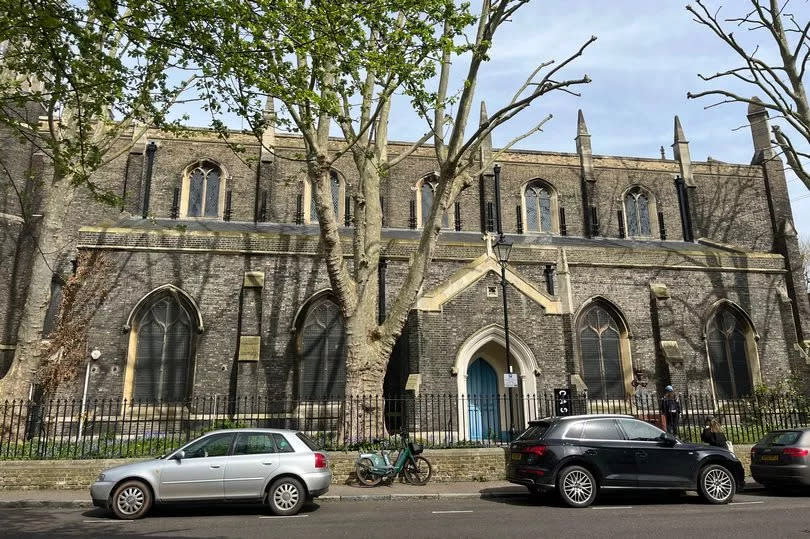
[238,336,261,361]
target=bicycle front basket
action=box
[409,442,423,455]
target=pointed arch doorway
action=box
[455,324,540,442]
[467,358,501,441]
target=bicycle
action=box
[354,433,433,486]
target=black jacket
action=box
[701,428,728,448]
[660,396,681,415]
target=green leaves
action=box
[1,0,196,195]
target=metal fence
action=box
[1,392,808,460]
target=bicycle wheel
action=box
[356,457,382,487]
[403,456,432,485]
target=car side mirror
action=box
[173,450,185,461]
[659,433,677,447]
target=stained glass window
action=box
[523,181,554,233]
[624,188,652,237]
[186,163,222,218]
[421,182,434,227]
[300,298,346,399]
[134,295,192,402]
[707,308,753,399]
[309,170,341,223]
[579,304,625,399]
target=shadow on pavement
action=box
[480,488,710,508]
[80,500,322,520]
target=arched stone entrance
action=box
[454,324,539,441]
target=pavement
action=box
[0,478,765,508]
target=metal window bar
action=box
[170,188,180,219]
[224,190,233,221]
[657,211,666,240]
[516,205,523,234]
[295,194,304,225]
[590,206,600,236]
[559,207,567,236]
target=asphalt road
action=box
[4,490,810,539]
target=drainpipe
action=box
[141,141,157,218]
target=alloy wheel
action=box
[703,468,733,501]
[562,470,593,504]
[273,482,300,511]
[116,486,145,516]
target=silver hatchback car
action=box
[91,428,331,519]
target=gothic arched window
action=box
[522,180,557,233]
[183,161,224,218]
[308,170,343,223]
[299,296,346,399]
[707,306,756,399]
[133,295,194,402]
[578,302,629,399]
[624,186,655,237]
[416,175,449,228]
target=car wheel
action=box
[268,477,306,516]
[110,479,152,520]
[557,465,597,508]
[698,464,736,504]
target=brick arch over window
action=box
[575,297,633,399]
[294,291,346,399]
[303,169,345,224]
[180,159,227,218]
[123,285,202,402]
[415,173,450,229]
[521,179,559,233]
[704,299,761,399]
[622,184,658,238]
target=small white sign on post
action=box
[504,373,519,388]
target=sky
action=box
[195,0,809,244]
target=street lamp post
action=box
[493,164,517,440]
[493,238,516,441]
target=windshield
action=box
[760,431,802,446]
[516,421,551,441]
[296,432,321,451]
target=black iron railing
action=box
[1,392,808,459]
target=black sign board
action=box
[554,388,573,417]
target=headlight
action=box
[96,473,106,482]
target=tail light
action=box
[314,452,328,468]
[782,447,809,458]
[525,445,547,457]
[750,447,757,457]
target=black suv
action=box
[507,414,744,508]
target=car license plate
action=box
[511,453,522,461]
[761,455,779,462]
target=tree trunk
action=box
[0,173,76,400]
[342,279,395,442]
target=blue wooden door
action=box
[467,358,501,441]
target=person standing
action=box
[701,416,732,451]
[660,385,682,437]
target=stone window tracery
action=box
[299,296,346,399]
[578,302,629,399]
[182,161,224,218]
[623,186,655,238]
[707,306,756,399]
[522,180,558,233]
